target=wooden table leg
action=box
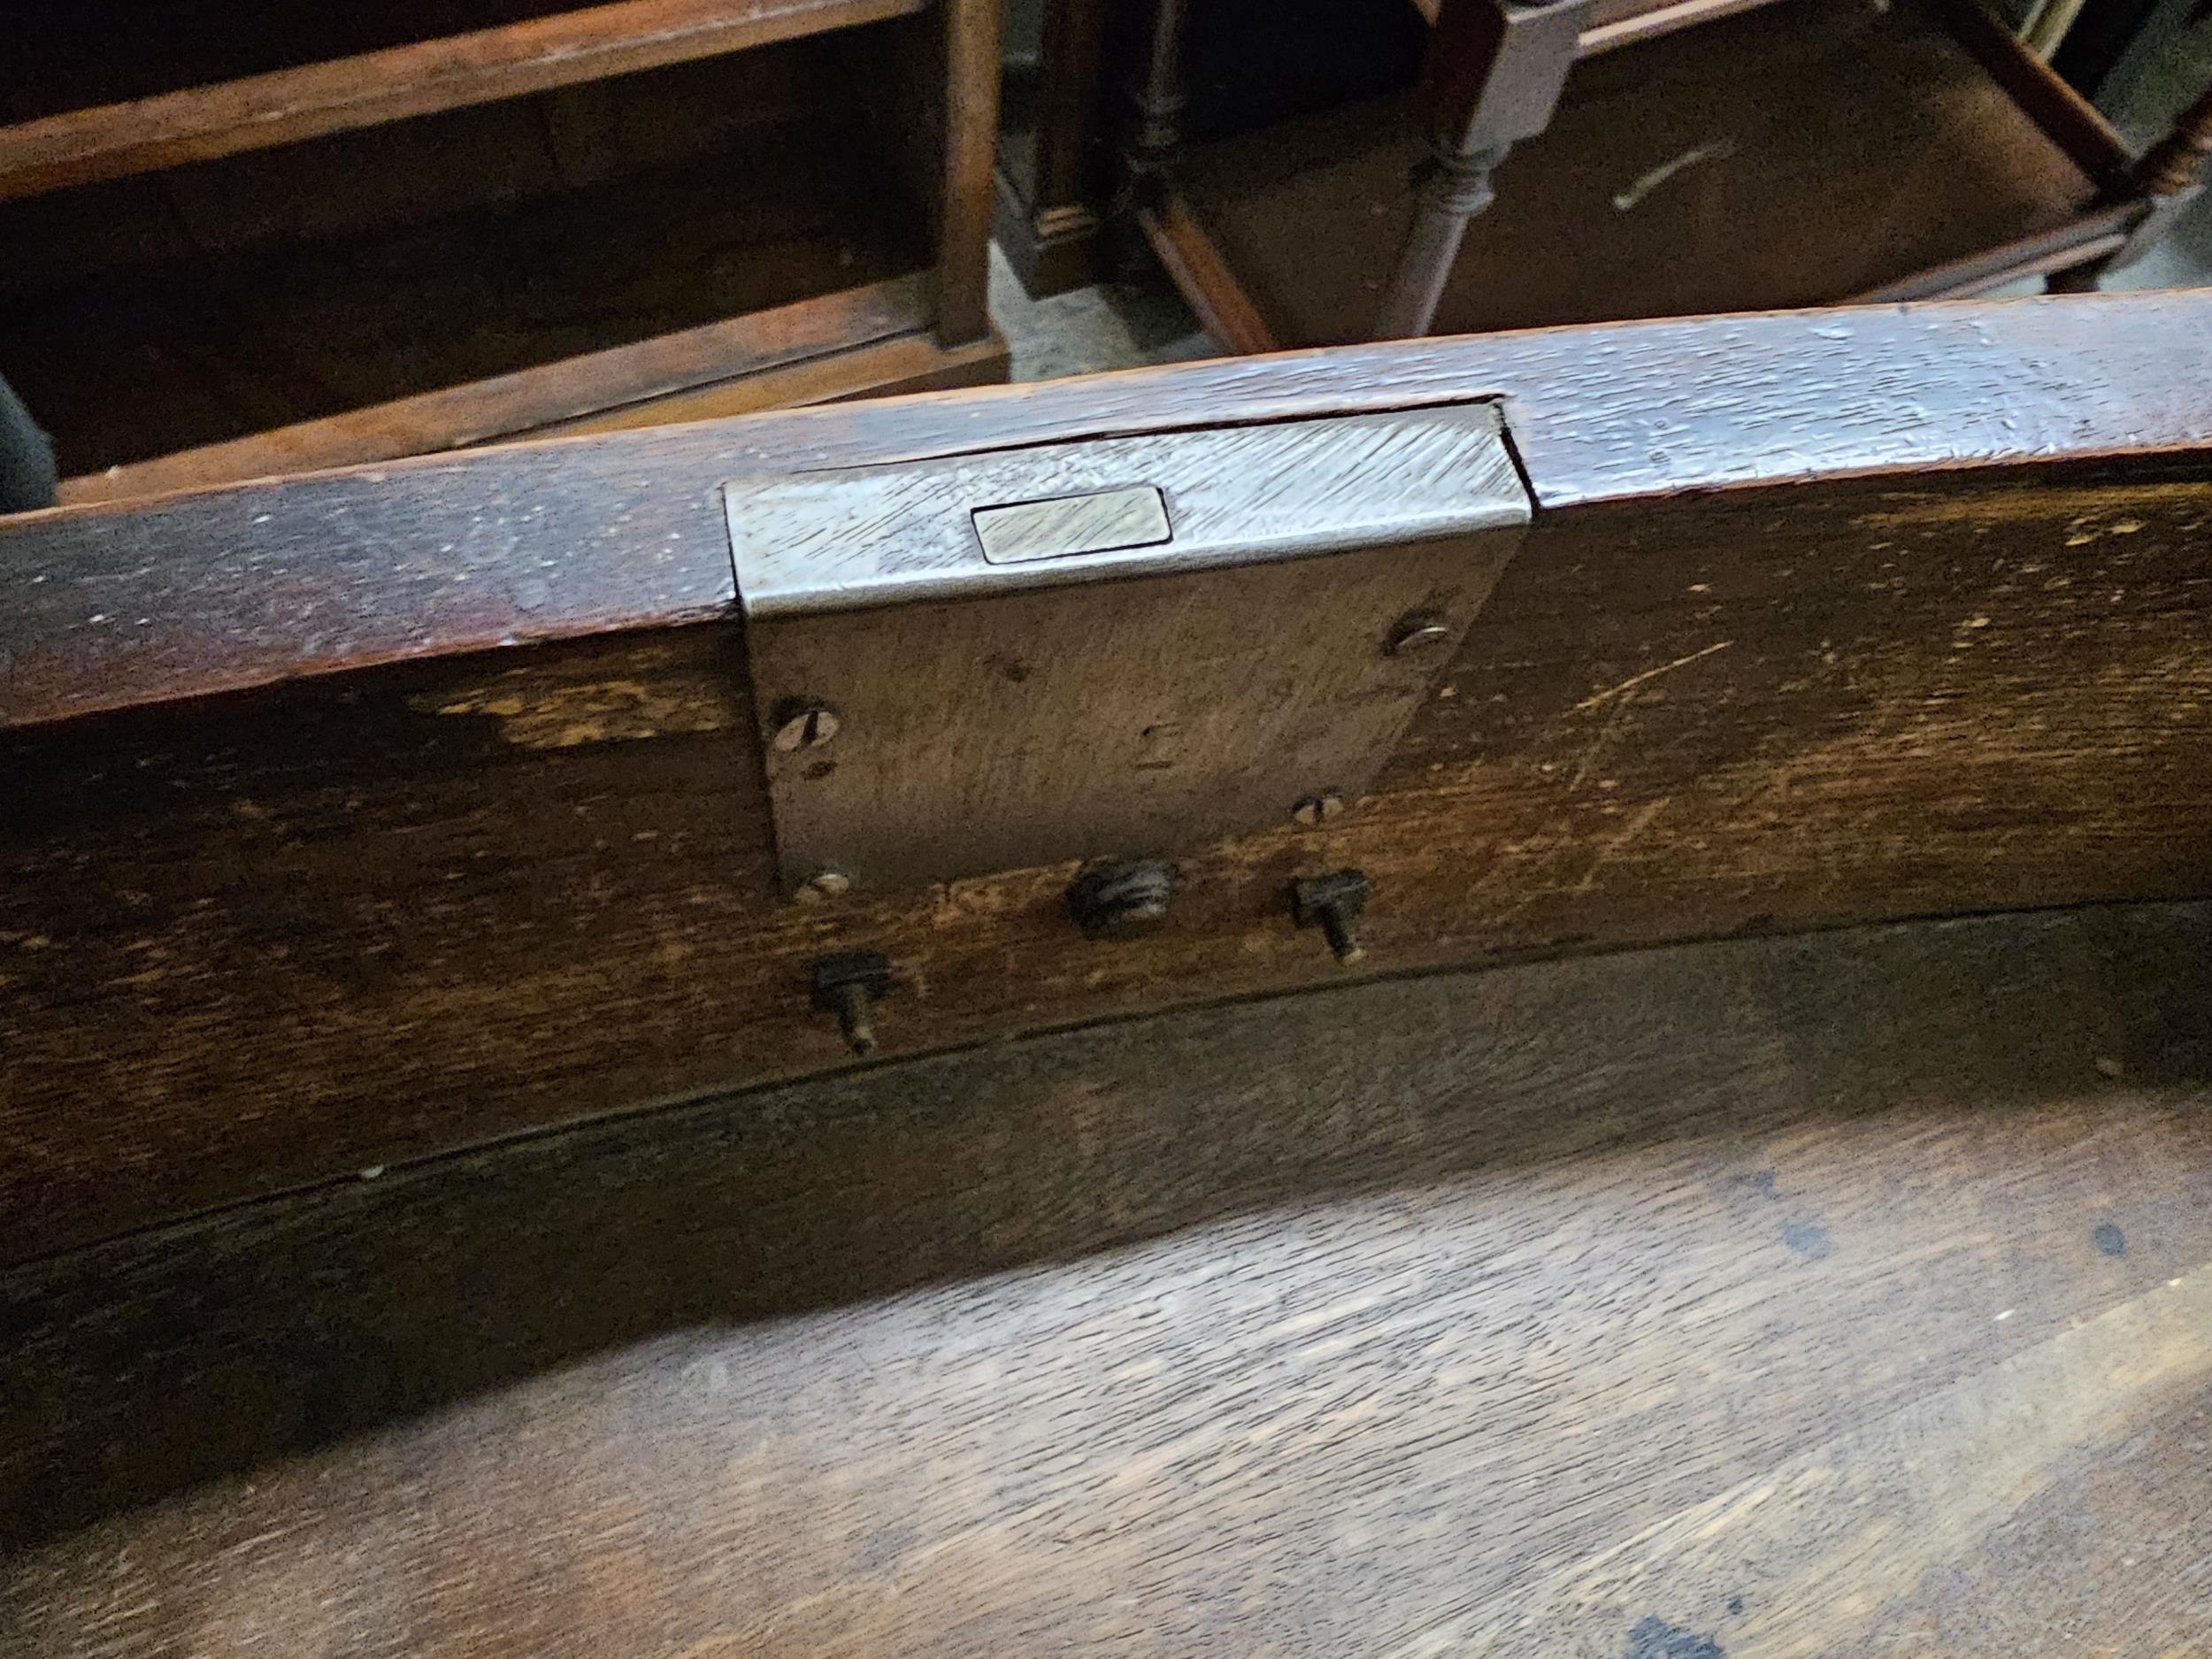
[1370,0,1592,339]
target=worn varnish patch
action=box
[415,641,740,749]
[1848,479,2210,530]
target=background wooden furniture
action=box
[0,0,1009,506]
[2054,0,2210,95]
[995,0,1117,293]
[1130,0,2212,349]
[995,0,1432,293]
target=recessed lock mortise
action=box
[972,485,1173,565]
[725,403,1532,895]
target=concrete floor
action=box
[987,247,1213,382]
[990,16,2212,379]
[2099,12,2212,291]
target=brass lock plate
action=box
[724,403,1531,894]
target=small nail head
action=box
[1292,794,1346,827]
[1386,614,1455,657]
[773,702,841,752]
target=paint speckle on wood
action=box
[1622,1617,1725,1659]
[1783,1220,1835,1260]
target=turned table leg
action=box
[1369,0,1594,340]
[2050,78,2212,292]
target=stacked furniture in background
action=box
[0,0,1007,505]
[1110,0,2212,347]
[994,0,1432,294]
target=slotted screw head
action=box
[1385,614,1454,657]
[773,701,841,751]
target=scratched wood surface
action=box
[5,901,2211,1654]
[9,293,2211,724]
[2,296,2210,1261]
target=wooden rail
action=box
[2,295,2209,1262]
[0,0,926,203]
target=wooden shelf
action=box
[0,27,1015,503]
[0,0,1008,502]
[1169,0,2129,349]
[0,0,928,203]
[1576,0,1794,55]
[1404,0,1792,57]
[50,281,1015,507]
[4,119,928,489]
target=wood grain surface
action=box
[7,292,2209,725]
[2,296,2209,1260]
[6,901,2211,1654]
